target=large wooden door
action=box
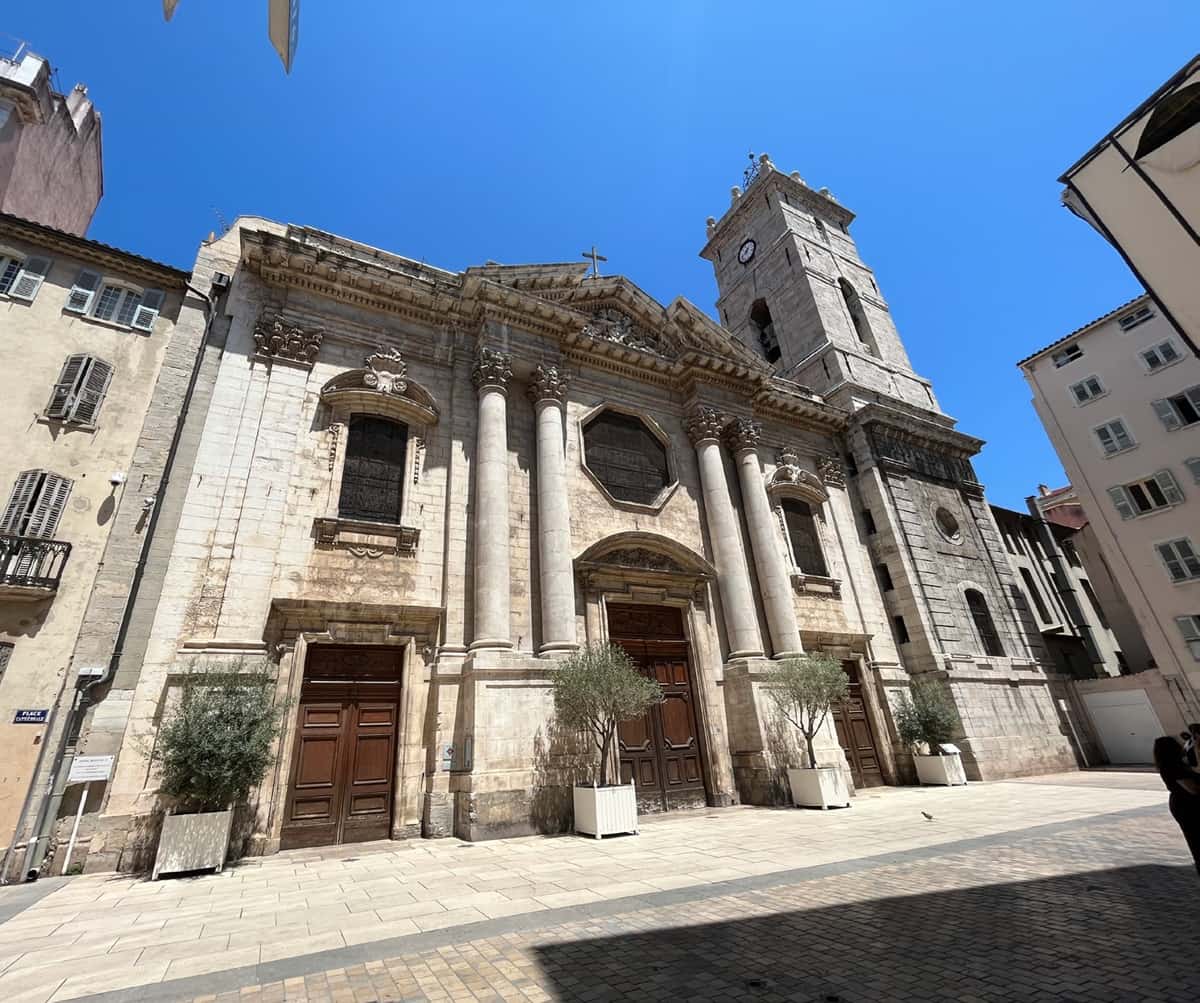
[281,647,401,850]
[832,660,883,788]
[609,604,708,813]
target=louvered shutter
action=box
[1106,486,1135,520]
[45,354,88,419]
[9,257,51,302]
[0,471,42,535]
[65,270,101,313]
[131,289,164,332]
[1157,543,1187,581]
[1186,457,1200,484]
[1153,398,1183,430]
[69,358,112,424]
[24,474,71,539]
[1154,469,1185,505]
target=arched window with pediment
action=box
[781,497,828,577]
[338,414,408,523]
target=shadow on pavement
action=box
[531,864,1198,1002]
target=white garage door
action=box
[1082,689,1164,765]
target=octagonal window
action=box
[583,410,670,506]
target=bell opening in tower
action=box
[749,298,781,364]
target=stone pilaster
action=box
[685,406,763,660]
[527,365,577,654]
[725,418,803,658]
[470,348,513,650]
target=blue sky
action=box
[9,3,1199,508]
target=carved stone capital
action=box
[817,454,846,488]
[526,364,569,406]
[471,347,512,394]
[363,348,408,395]
[724,417,762,454]
[253,315,323,367]
[684,406,728,445]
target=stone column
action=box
[470,348,513,650]
[528,364,577,654]
[725,419,804,659]
[685,405,764,660]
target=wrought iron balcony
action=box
[0,534,71,598]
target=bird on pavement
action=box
[921,811,935,821]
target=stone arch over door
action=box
[574,531,736,809]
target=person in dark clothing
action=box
[1188,723,1200,768]
[1154,735,1200,875]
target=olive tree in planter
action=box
[552,643,662,838]
[766,653,851,809]
[895,676,966,786]
[152,666,283,879]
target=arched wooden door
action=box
[608,604,709,813]
[281,647,402,849]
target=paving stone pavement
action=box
[0,772,1193,1002]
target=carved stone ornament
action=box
[253,315,323,367]
[363,348,408,395]
[603,548,686,574]
[526,364,569,405]
[580,307,669,358]
[724,417,762,454]
[817,454,846,488]
[684,405,728,445]
[767,447,828,500]
[471,347,512,394]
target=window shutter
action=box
[0,471,42,535]
[131,289,164,332]
[1154,469,1185,505]
[1185,457,1200,484]
[1178,616,1200,643]
[24,473,71,539]
[65,269,101,313]
[45,354,88,419]
[8,256,51,302]
[1179,540,1200,578]
[1106,486,1135,520]
[0,257,20,294]
[1152,398,1182,430]
[69,358,112,425]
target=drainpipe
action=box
[19,277,221,881]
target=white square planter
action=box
[573,784,638,838]
[152,809,233,880]
[787,767,849,809]
[914,752,967,786]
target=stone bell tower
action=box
[701,154,1077,781]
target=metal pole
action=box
[61,782,88,875]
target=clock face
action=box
[738,238,756,264]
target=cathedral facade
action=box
[76,157,1074,869]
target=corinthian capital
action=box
[526,364,569,406]
[724,417,762,454]
[684,405,728,445]
[471,347,512,394]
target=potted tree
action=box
[152,665,283,879]
[766,653,851,809]
[895,676,967,786]
[552,642,662,839]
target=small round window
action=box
[934,506,962,543]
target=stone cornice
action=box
[850,401,982,458]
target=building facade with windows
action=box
[1019,294,1200,713]
[63,158,1075,874]
[0,211,197,870]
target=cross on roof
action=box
[581,245,607,279]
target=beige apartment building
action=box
[1019,296,1200,736]
[0,210,198,876]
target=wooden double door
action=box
[280,647,402,850]
[609,604,708,813]
[831,660,883,788]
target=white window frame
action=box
[1093,418,1136,457]
[64,268,163,332]
[1051,344,1083,368]
[1118,304,1154,331]
[0,253,52,302]
[1139,339,1183,373]
[1156,538,1200,584]
[1177,615,1200,661]
[1152,385,1200,431]
[1069,374,1106,406]
[1107,469,1185,520]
